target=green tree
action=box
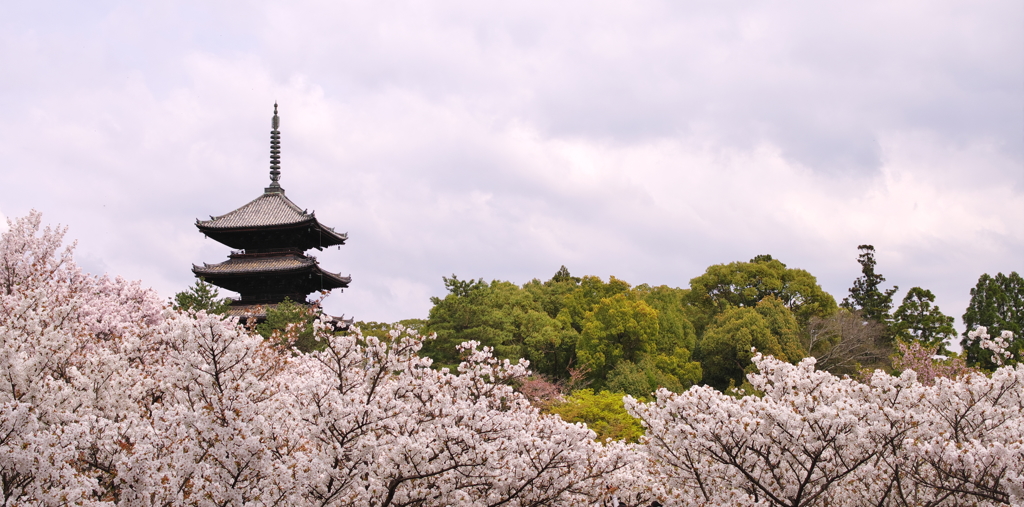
[171,278,232,315]
[550,265,580,284]
[604,361,653,400]
[556,275,632,333]
[604,353,699,399]
[422,277,575,377]
[255,298,322,353]
[424,272,701,392]
[755,295,806,361]
[696,297,804,391]
[576,293,660,383]
[522,266,582,320]
[438,274,487,298]
[635,284,697,353]
[547,389,645,443]
[961,272,1024,368]
[892,287,956,353]
[685,256,837,334]
[632,284,702,393]
[842,245,898,330]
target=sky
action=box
[2,1,1022,334]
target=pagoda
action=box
[193,104,351,323]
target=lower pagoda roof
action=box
[192,252,351,296]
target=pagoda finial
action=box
[266,102,283,194]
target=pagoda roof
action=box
[196,190,347,250]
[192,252,351,287]
[198,191,309,229]
[194,253,311,274]
[197,191,344,234]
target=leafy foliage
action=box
[961,271,1024,368]
[842,244,898,334]
[424,269,701,394]
[426,261,829,391]
[577,294,660,382]
[255,297,323,352]
[171,277,232,314]
[685,255,837,333]
[892,286,956,353]
[548,389,645,443]
[422,277,573,375]
[696,296,805,390]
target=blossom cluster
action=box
[3,211,1021,506]
[627,353,1024,506]
[971,326,1016,366]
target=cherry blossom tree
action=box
[0,211,164,504]
[627,352,1024,506]
[282,332,640,506]
[890,341,976,386]
[0,211,641,506]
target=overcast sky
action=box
[2,1,1021,332]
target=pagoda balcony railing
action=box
[230,247,305,256]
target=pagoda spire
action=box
[266,103,283,194]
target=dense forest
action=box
[413,249,1022,393]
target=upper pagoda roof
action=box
[195,191,348,250]
[198,191,310,229]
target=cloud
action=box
[0,0,1021,330]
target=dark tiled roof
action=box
[197,192,312,229]
[193,254,314,274]
[192,254,352,287]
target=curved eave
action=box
[196,218,347,249]
[192,263,311,277]
[196,215,316,235]
[320,271,352,289]
[191,263,350,290]
[301,219,348,246]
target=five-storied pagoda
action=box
[192,104,351,324]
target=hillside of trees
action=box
[414,249,1021,394]
[4,211,1022,506]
